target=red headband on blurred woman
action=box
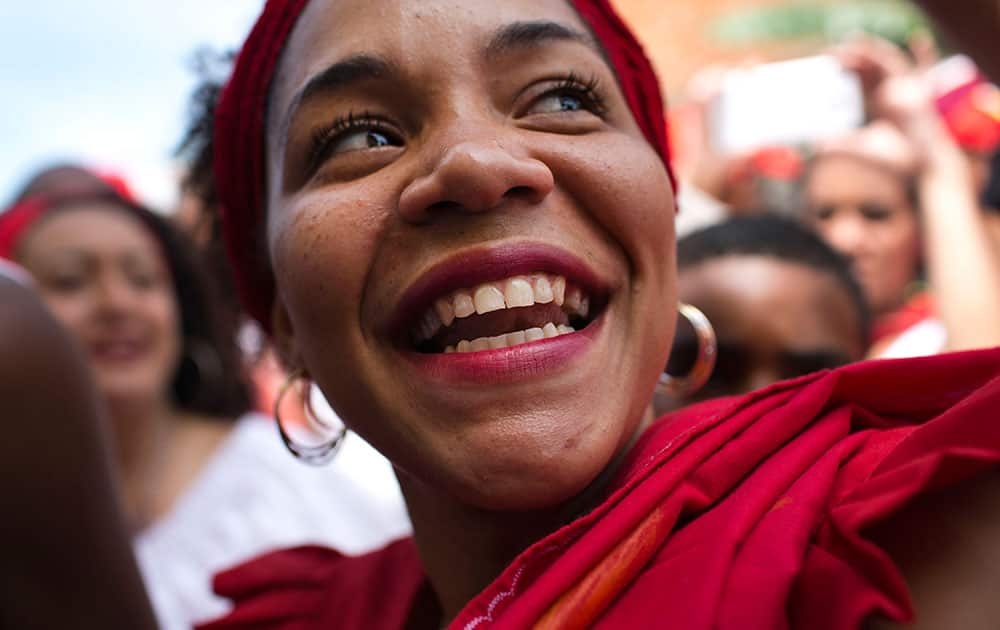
[213,0,675,331]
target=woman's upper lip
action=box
[385,242,611,343]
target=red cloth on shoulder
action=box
[198,348,1000,630]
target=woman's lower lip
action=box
[400,315,606,385]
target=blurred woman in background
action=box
[656,215,868,415]
[802,38,1000,358]
[0,170,409,628]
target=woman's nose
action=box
[94,275,135,316]
[398,139,554,223]
[825,212,868,258]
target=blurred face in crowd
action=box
[803,154,921,315]
[16,205,182,407]
[265,0,677,510]
[664,255,863,407]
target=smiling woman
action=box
[196,1,1000,629]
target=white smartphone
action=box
[709,55,864,155]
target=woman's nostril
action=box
[507,186,533,198]
[428,200,461,213]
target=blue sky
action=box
[0,1,262,209]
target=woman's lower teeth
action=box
[444,323,575,353]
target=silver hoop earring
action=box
[274,370,346,465]
[657,303,717,398]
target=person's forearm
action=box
[915,0,1000,81]
[918,143,1000,351]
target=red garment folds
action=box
[199,348,1000,630]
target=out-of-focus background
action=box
[0,1,260,207]
[0,0,930,209]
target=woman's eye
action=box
[860,204,892,222]
[330,128,397,154]
[308,115,403,174]
[520,75,607,120]
[47,276,85,292]
[811,206,835,221]
[530,92,588,115]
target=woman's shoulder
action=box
[197,538,425,630]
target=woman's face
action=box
[675,255,863,401]
[803,155,921,315]
[266,0,677,510]
[17,205,181,407]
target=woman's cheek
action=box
[271,196,387,351]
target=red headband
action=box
[214,0,675,331]
[0,198,48,260]
[0,169,141,261]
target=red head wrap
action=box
[0,198,49,260]
[214,0,675,331]
[0,170,141,261]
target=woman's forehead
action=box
[272,0,591,111]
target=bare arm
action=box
[841,38,1000,351]
[912,121,1000,351]
[0,278,157,630]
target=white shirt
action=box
[135,413,411,629]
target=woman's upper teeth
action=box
[414,273,590,345]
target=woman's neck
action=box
[106,395,175,532]
[396,422,646,627]
[106,396,232,533]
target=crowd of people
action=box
[1,0,999,629]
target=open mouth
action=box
[409,272,600,354]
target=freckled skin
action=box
[265,0,677,512]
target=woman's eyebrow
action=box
[280,53,395,144]
[484,20,601,61]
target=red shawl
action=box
[199,347,1000,630]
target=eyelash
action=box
[543,72,608,116]
[307,110,395,171]
[304,73,608,172]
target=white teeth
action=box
[525,327,545,343]
[434,299,455,327]
[506,330,527,346]
[474,285,506,315]
[470,337,491,352]
[551,276,566,306]
[451,323,576,353]
[454,291,475,318]
[504,277,534,308]
[413,272,592,345]
[533,276,554,304]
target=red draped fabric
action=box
[199,348,1000,630]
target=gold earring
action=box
[657,303,717,397]
[274,370,346,465]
